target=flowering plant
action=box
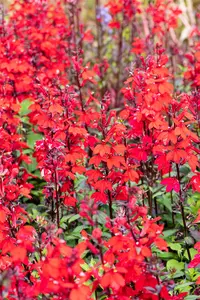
[0,0,200,299]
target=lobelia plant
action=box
[0,0,199,299]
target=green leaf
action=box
[97,211,107,225]
[72,225,87,234]
[168,243,182,252]
[81,250,90,259]
[167,259,185,272]
[35,252,40,262]
[158,195,172,212]
[65,234,80,241]
[184,248,198,260]
[177,64,188,72]
[172,271,185,278]
[153,190,165,197]
[180,165,191,176]
[31,208,40,219]
[25,157,37,173]
[102,231,112,238]
[19,99,32,116]
[74,174,87,190]
[175,281,194,293]
[27,133,43,149]
[163,229,178,239]
[184,236,195,245]
[60,214,75,222]
[68,214,80,224]
[185,296,200,300]
[81,263,90,271]
[60,215,72,223]
[154,249,178,260]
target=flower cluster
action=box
[0,0,199,299]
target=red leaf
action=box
[188,254,200,268]
[161,177,180,193]
[86,169,102,182]
[154,237,168,251]
[0,209,6,223]
[72,166,86,174]
[101,272,125,290]
[141,246,152,257]
[94,180,112,192]
[42,258,61,279]
[69,126,87,136]
[190,174,200,192]
[196,276,200,284]
[91,192,107,203]
[49,103,63,114]
[70,286,91,300]
[124,168,139,182]
[10,246,27,263]
[113,144,126,155]
[195,51,200,62]
[159,81,174,94]
[93,143,111,157]
[106,156,126,169]
[64,196,77,207]
[193,209,200,224]
[89,155,102,167]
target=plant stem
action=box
[54,169,60,228]
[95,0,102,61]
[176,164,191,261]
[154,196,158,217]
[169,170,175,226]
[107,190,113,220]
[115,17,124,107]
[126,207,137,242]
[147,188,153,216]
[170,191,175,226]
[51,196,54,222]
